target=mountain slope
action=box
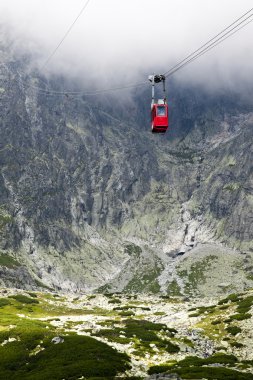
[0,38,252,293]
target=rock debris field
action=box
[0,288,253,379]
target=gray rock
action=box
[51,336,64,344]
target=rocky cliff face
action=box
[0,36,252,293]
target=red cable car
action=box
[151,102,168,133]
[149,74,169,133]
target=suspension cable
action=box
[163,7,253,77]
[15,6,253,96]
[40,0,91,71]
[165,17,253,78]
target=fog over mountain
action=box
[1,0,253,90]
[1,3,253,379]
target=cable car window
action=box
[157,106,166,116]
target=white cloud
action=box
[0,0,253,90]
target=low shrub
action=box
[211,319,222,325]
[230,342,244,348]
[170,354,238,368]
[0,298,11,307]
[227,313,251,322]
[118,311,135,317]
[124,319,167,342]
[8,295,39,305]
[218,293,241,305]
[0,334,131,379]
[226,326,242,336]
[108,299,121,304]
[27,293,38,298]
[157,340,180,353]
[236,296,253,314]
[148,364,171,375]
[172,366,253,379]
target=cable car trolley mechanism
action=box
[148,74,168,133]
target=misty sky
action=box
[1,0,253,90]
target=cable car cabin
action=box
[151,102,168,133]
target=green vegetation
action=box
[211,319,221,325]
[0,289,252,379]
[148,364,172,375]
[0,292,131,379]
[226,326,242,336]
[123,264,162,294]
[223,182,241,192]
[167,279,182,296]
[236,295,253,313]
[181,256,217,295]
[164,353,238,368]
[0,253,20,269]
[8,295,39,305]
[27,292,38,298]
[0,333,130,379]
[148,354,253,379]
[218,293,242,304]
[113,305,150,311]
[118,310,135,317]
[92,328,132,344]
[231,342,244,348]
[169,147,197,163]
[190,305,217,317]
[124,243,142,256]
[0,298,11,308]
[168,367,253,379]
[226,313,252,322]
[108,298,121,304]
[0,209,12,230]
[124,319,179,353]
